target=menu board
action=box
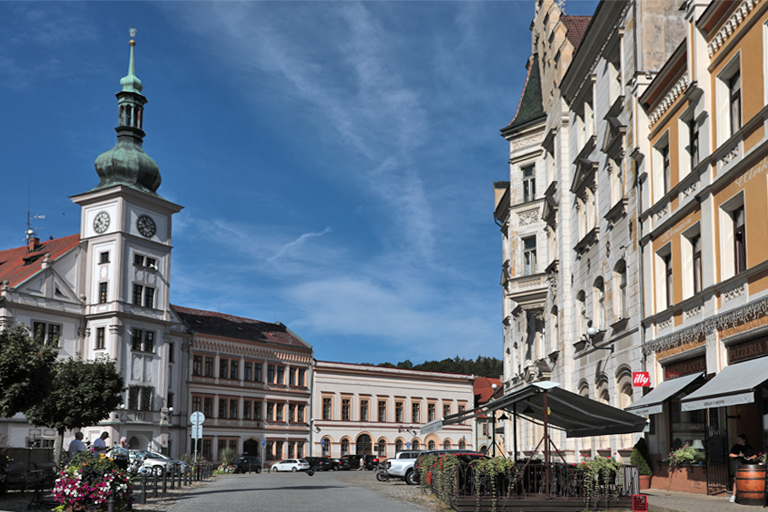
[708,436,726,467]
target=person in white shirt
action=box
[93,432,109,454]
[68,432,87,461]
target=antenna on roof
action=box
[26,183,46,241]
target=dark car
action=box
[233,456,262,474]
[341,454,379,470]
[362,454,380,470]
[412,450,486,484]
[305,456,333,471]
[330,457,351,470]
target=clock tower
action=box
[70,33,185,452]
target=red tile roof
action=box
[0,234,80,288]
[474,376,503,404]
[172,305,312,350]
[560,15,592,51]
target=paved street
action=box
[166,471,435,512]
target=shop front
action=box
[681,337,768,499]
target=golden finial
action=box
[129,27,136,47]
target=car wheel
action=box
[152,466,164,477]
[255,467,262,474]
[405,469,418,486]
[291,467,297,472]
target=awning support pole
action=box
[544,390,550,499]
[513,403,518,461]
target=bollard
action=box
[152,473,158,498]
[108,480,115,512]
[162,469,167,494]
[170,468,175,490]
[141,472,147,504]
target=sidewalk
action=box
[645,489,757,512]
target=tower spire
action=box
[92,28,161,195]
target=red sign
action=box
[632,372,650,387]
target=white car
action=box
[270,459,311,472]
[129,450,183,476]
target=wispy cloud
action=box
[268,227,333,264]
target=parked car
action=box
[330,458,351,470]
[305,457,333,471]
[233,456,262,474]
[270,459,311,472]
[128,450,183,476]
[340,454,379,470]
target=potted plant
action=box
[52,452,131,512]
[631,438,653,490]
[668,445,704,468]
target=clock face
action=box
[136,215,156,238]
[93,212,110,234]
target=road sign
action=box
[191,425,202,439]
[406,442,411,449]
[190,412,205,425]
[320,439,325,447]
[261,439,266,447]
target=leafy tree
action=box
[0,325,57,418]
[378,356,503,378]
[26,355,124,464]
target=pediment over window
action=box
[570,135,597,193]
[602,96,626,159]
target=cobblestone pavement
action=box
[646,489,755,512]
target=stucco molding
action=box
[648,73,689,127]
[707,0,762,58]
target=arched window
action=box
[341,438,349,456]
[550,306,559,352]
[458,439,466,449]
[395,439,403,453]
[443,440,451,449]
[594,277,606,330]
[356,434,372,455]
[377,439,387,457]
[321,437,331,457]
[428,440,435,450]
[576,291,586,336]
[615,260,628,319]
[412,439,420,451]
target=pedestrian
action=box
[358,456,364,471]
[93,431,110,454]
[68,432,87,461]
[113,437,129,470]
[729,434,757,503]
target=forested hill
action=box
[374,356,502,378]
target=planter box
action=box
[651,464,707,495]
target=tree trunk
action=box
[54,429,65,467]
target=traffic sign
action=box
[190,412,205,425]
[191,425,202,439]
[320,439,325,447]
[406,442,411,449]
[261,439,266,447]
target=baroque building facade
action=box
[0,38,190,456]
[495,0,687,463]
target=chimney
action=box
[28,236,39,253]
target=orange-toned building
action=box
[636,0,768,496]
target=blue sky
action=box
[0,1,597,366]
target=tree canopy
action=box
[0,325,57,418]
[25,355,124,435]
[377,355,502,378]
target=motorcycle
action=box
[375,461,389,482]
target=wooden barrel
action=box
[736,465,766,505]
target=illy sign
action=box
[632,372,650,387]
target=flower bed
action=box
[53,452,131,512]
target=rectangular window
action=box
[32,322,61,347]
[96,327,105,349]
[396,401,403,422]
[297,404,304,422]
[288,442,295,459]
[323,397,332,420]
[133,284,143,305]
[289,369,295,386]
[143,331,154,353]
[230,360,239,380]
[146,257,156,269]
[220,359,228,379]
[201,439,212,461]
[289,404,296,422]
[134,254,144,266]
[297,442,304,458]
[229,399,238,419]
[99,252,109,264]
[360,400,369,422]
[243,401,251,419]
[734,206,747,274]
[523,236,537,276]
[203,397,213,417]
[219,398,227,418]
[692,235,703,294]
[204,357,214,377]
[244,362,252,381]
[662,144,671,195]
[298,369,305,386]
[428,403,436,422]
[378,400,387,422]
[192,396,201,412]
[99,282,108,304]
[168,392,174,409]
[689,118,700,170]
[128,386,154,411]
[619,266,628,319]
[412,402,420,423]
[168,343,174,363]
[342,399,350,420]
[254,401,262,420]
[458,404,466,424]
[193,355,202,376]
[218,440,226,459]
[255,363,263,382]
[132,330,143,351]
[664,253,673,308]
[276,366,284,384]
[267,365,275,383]
[266,403,274,421]
[266,441,274,460]
[443,404,451,418]
[730,71,742,136]
[143,287,154,308]
[522,165,536,202]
